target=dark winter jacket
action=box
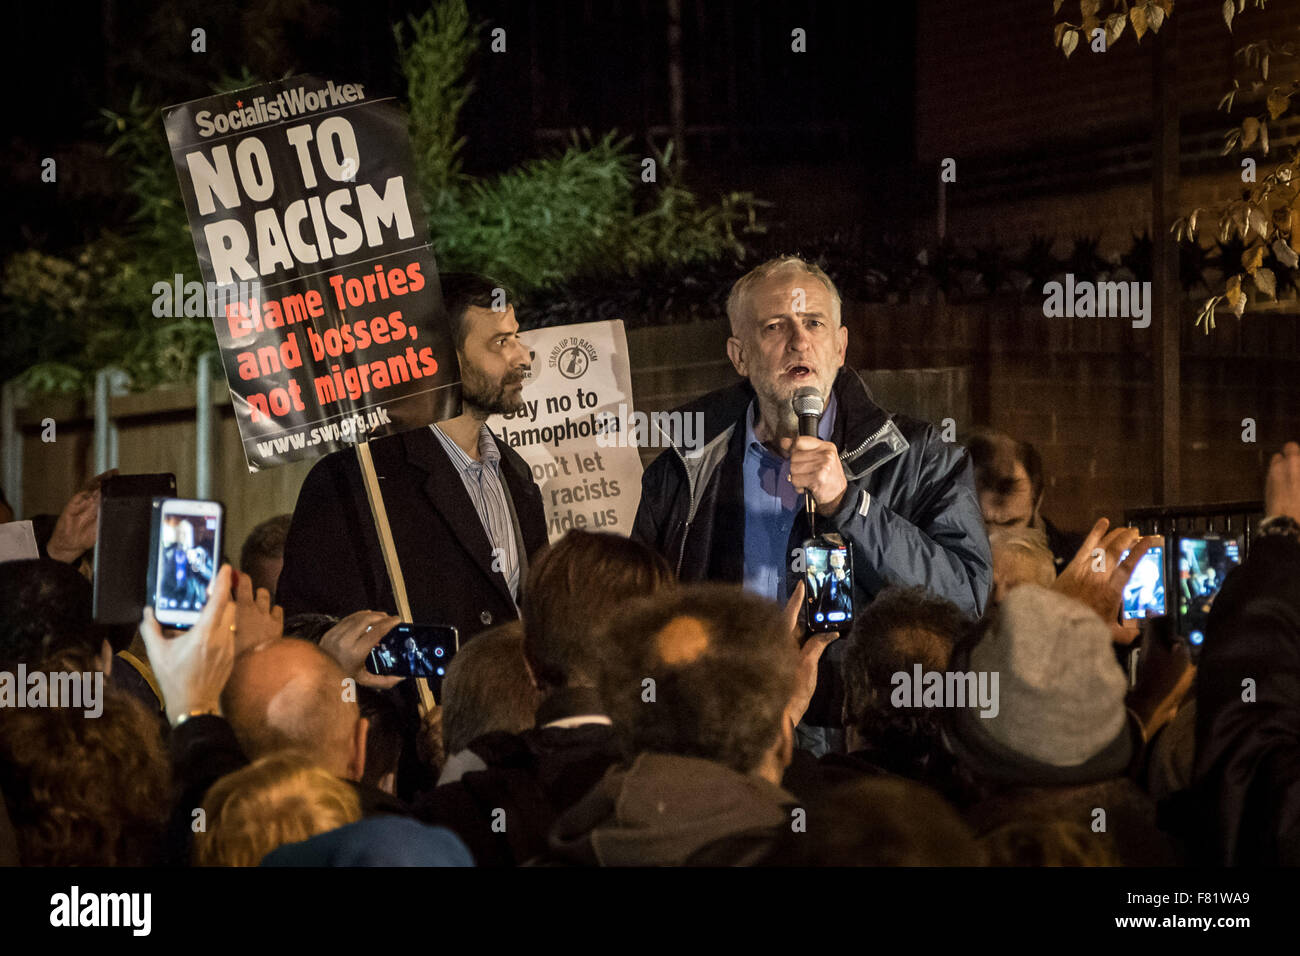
[545,753,796,867]
[1193,532,1300,865]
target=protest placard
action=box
[163,75,459,472]
[489,320,644,541]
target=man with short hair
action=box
[277,273,547,642]
[436,620,541,784]
[547,584,800,866]
[417,530,674,865]
[239,513,292,599]
[633,256,991,749]
[966,429,1082,573]
[222,639,370,782]
[783,586,977,806]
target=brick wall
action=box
[846,299,1300,535]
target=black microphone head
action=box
[792,387,824,418]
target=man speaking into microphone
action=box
[632,256,991,753]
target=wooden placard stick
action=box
[355,439,436,715]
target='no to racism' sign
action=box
[164,75,460,472]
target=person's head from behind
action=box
[221,638,368,781]
[194,750,362,866]
[0,558,117,672]
[842,586,970,756]
[357,687,403,796]
[725,256,847,429]
[966,430,1044,533]
[522,529,675,694]
[988,526,1056,605]
[0,688,170,865]
[944,584,1136,790]
[981,819,1120,866]
[439,272,531,418]
[239,514,292,599]
[440,620,541,755]
[763,777,984,866]
[598,584,797,784]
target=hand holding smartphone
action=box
[145,498,224,630]
[365,622,459,696]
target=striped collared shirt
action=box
[431,422,521,604]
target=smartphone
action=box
[145,498,224,630]
[1176,534,1242,655]
[1120,545,1166,620]
[93,473,177,624]
[802,533,854,633]
[366,623,459,692]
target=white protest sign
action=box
[490,320,642,541]
[0,521,39,564]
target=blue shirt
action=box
[431,423,521,604]
[742,392,837,603]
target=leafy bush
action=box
[3,0,764,395]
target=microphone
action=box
[792,387,824,523]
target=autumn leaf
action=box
[1131,4,1149,40]
[1054,22,1069,48]
[1156,0,1174,13]
[1271,239,1298,270]
[1063,29,1079,58]
[1242,243,1265,274]
[1261,121,1269,155]
[1247,207,1269,240]
[1242,116,1260,149]
[1275,206,1294,234]
[1080,0,1101,18]
[1252,267,1276,299]
[1105,12,1126,45]
[1223,0,1234,31]
[1266,90,1290,120]
[1148,3,1166,32]
[1225,274,1246,316]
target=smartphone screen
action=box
[366,623,459,688]
[803,534,854,633]
[148,498,223,630]
[1121,546,1165,620]
[1177,535,1242,651]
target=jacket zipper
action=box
[671,443,697,576]
[839,418,893,471]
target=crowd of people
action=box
[1,257,1298,867]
